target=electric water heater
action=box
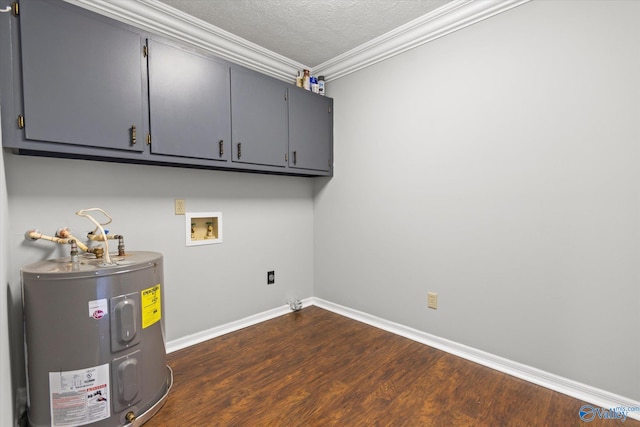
[22,251,172,427]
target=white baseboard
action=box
[310,297,640,422]
[165,297,313,353]
[165,296,640,421]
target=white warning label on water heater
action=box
[49,363,110,427]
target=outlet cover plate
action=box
[428,292,438,309]
[175,199,186,215]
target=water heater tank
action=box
[22,251,172,427]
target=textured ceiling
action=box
[156,0,454,67]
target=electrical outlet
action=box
[267,271,275,285]
[175,199,185,215]
[427,292,438,310]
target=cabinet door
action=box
[230,68,288,168]
[148,39,230,161]
[19,0,146,152]
[288,89,333,172]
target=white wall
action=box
[1,109,15,427]
[3,152,314,414]
[315,0,640,401]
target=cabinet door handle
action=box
[293,151,297,165]
[237,142,241,159]
[131,125,137,145]
[219,140,224,157]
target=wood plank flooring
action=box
[147,306,638,426]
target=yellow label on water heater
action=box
[141,284,161,329]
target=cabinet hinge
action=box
[143,45,148,57]
[17,115,24,129]
[146,134,151,145]
[12,2,19,16]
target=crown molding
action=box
[63,0,304,82]
[64,0,530,83]
[311,0,531,81]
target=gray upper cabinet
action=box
[18,0,146,152]
[2,0,332,176]
[230,67,288,168]
[288,88,333,172]
[147,39,230,161]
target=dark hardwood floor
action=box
[147,306,638,426]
